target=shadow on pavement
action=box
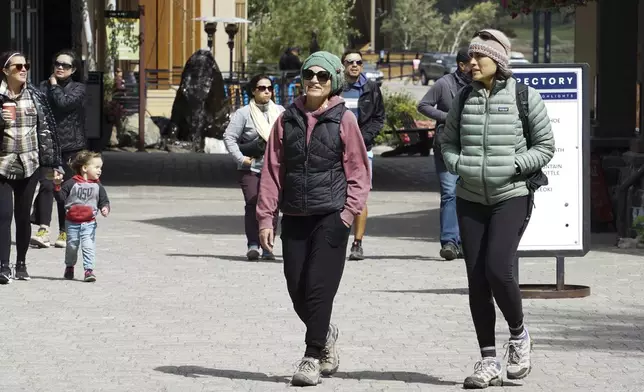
[138,209,440,242]
[526,309,644,352]
[100,152,438,192]
[154,365,460,386]
[379,288,468,295]
[166,253,282,264]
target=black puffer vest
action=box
[280,103,347,215]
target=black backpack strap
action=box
[515,81,530,147]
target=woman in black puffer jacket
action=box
[31,50,86,249]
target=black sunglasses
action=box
[302,69,331,84]
[54,61,73,70]
[344,60,363,66]
[10,63,30,71]
[255,85,273,92]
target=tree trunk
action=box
[450,19,471,54]
[82,0,97,72]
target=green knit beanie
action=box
[301,51,345,94]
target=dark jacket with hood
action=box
[39,78,86,152]
[417,70,471,126]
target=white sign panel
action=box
[512,66,588,254]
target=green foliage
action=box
[380,0,442,51]
[633,215,644,241]
[374,89,426,146]
[247,0,356,64]
[438,1,499,53]
[380,0,498,52]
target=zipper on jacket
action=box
[482,94,490,204]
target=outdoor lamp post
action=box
[225,23,239,81]
[193,17,250,80]
[204,22,217,51]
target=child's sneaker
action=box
[64,266,74,280]
[84,269,96,282]
[54,232,67,248]
[30,228,51,248]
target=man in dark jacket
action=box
[31,51,86,249]
[417,47,471,261]
[341,50,385,260]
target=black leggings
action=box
[31,150,78,231]
[0,173,40,264]
[281,211,350,359]
[456,195,530,350]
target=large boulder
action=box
[120,114,161,148]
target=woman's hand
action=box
[259,228,274,252]
[1,109,14,125]
[243,157,253,167]
[53,170,64,185]
[49,74,57,85]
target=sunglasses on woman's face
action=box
[54,61,73,70]
[302,69,331,84]
[10,63,30,72]
[255,85,273,92]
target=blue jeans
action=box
[434,150,460,246]
[64,220,97,270]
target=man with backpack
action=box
[417,47,472,260]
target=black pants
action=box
[456,195,530,350]
[0,173,40,264]
[281,211,350,358]
[31,149,78,231]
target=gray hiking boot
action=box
[505,331,533,380]
[439,242,459,261]
[463,357,503,389]
[291,357,321,386]
[320,323,339,376]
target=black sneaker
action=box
[64,266,74,280]
[0,264,11,284]
[348,242,364,260]
[14,262,30,281]
[439,243,459,261]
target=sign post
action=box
[512,64,591,298]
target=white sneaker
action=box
[291,357,321,386]
[320,323,339,376]
[463,357,503,389]
[30,228,51,248]
[505,330,533,380]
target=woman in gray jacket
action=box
[223,74,284,260]
[439,29,555,389]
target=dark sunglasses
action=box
[344,60,363,66]
[473,31,507,49]
[54,61,73,70]
[255,85,273,92]
[302,69,331,84]
[10,63,30,71]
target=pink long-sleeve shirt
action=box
[256,95,370,230]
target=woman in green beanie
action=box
[257,51,371,386]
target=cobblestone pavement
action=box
[2,153,643,392]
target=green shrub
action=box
[374,89,428,146]
[633,214,644,242]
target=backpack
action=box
[455,80,548,193]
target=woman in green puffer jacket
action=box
[439,29,555,389]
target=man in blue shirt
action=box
[340,50,385,260]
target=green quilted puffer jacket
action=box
[439,77,555,205]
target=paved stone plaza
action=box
[1,153,643,392]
